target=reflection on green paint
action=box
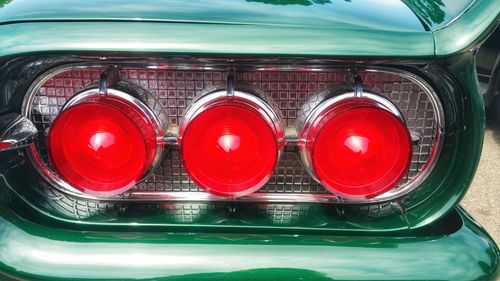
[402,0,479,30]
[0,0,424,32]
[151,268,335,281]
[0,0,12,8]
[403,0,445,25]
[246,0,334,6]
[0,208,497,280]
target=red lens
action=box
[304,105,412,199]
[180,104,279,197]
[0,141,12,150]
[48,96,158,196]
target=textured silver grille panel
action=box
[27,66,442,202]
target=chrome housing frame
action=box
[30,86,166,198]
[297,86,411,201]
[177,82,286,198]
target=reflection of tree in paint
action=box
[403,0,445,25]
[247,0,352,6]
[0,0,13,8]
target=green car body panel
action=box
[0,0,496,57]
[0,0,498,279]
[0,206,498,281]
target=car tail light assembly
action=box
[23,65,443,206]
[178,85,285,197]
[46,85,164,197]
[298,89,412,200]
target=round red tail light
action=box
[179,89,284,198]
[48,90,162,197]
[299,94,412,200]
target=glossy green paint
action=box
[0,0,425,31]
[0,21,435,58]
[0,207,497,280]
[403,0,475,30]
[0,0,496,58]
[0,0,482,32]
[403,52,486,228]
[433,0,500,55]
